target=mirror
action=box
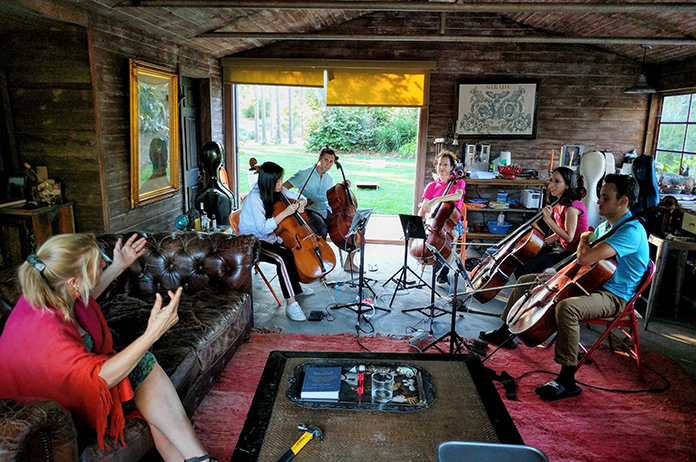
[130,59,179,207]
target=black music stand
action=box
[331,209,390,324]
[422,244,470,354]
[383,214,434,307]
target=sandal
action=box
[185,455,217,462]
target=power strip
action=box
[408,330,429,347]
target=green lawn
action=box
[238,143,416,215]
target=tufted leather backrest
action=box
[97,232,259,302]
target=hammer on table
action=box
[276,424,323,462]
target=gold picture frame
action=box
[130,59,179,208]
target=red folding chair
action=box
[578,259,655,371]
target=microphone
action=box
[451,248,468,274]
[424,243,452,271]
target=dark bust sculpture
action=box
[194,141,235,228]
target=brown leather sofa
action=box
[0,231,259,462]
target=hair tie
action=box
[27,254,46,272]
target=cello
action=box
[326,158,361,252]
[506,199,678,347]
[468,197,563,303]
[250,158,337,283]
[506,255,617,347]
[469,183,587,303]
[410,164,465,265]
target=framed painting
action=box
[130,59,179,208]
[455,79,539,139]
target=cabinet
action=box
[464,178,547,240]
[0,202,75,267]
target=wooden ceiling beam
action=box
[195,32,696,46]
[125,1,696,14]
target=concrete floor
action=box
[251,242,696,381]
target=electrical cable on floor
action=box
[355,314,376,352]
[482,333,672,394]
[490,360,670,394]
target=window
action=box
[655,92,696,177]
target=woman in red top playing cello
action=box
[481,167,588,349]
[513,166,589,278]
[417,150,466,286]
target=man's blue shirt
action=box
[594,211,650,300]
[287,166,333,218]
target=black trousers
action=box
[306,209,329,240]
[258,240,303,299]
[513,243,571,279]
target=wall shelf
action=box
[466,178,547,187]
[464,178,547,244]
[466,232,512,240]
[467,207,538,214]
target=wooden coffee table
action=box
[231,351,522,462]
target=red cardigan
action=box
[0,295,134,449]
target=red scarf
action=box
[0,296,134,449]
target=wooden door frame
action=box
[224,83,239,205]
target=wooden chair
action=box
[577,259,655,371]
[229,209,282,306]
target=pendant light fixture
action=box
[624,44,655,94]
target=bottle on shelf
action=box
[497,212,505,226]
[199,203,209,231]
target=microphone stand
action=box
[422,244,468,354]
[401,244,451,335]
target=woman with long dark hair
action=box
[480,167,589,349]
[239,161,310,321]
[513,166,589,278]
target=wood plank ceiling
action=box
[7,0,696,64]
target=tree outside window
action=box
[656,92,696,177]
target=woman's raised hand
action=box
[146,287,182,342]
[541,205,554,223]
[113,233,147,270]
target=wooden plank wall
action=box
[88,16,223,233]
[235,11,650,186]
[0,25,104,233]
[653,57,696,93]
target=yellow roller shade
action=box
[223,66,324,87]
[327,68,428,107]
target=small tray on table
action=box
[285,359,436,413]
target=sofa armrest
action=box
[97,232,259,301]
[0,398,78,462]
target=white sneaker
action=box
[297,287,315,297]
[286,302,307,321]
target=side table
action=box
[645,233,696,330]
[0,202,75,267]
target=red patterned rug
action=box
[191,331,696,462]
